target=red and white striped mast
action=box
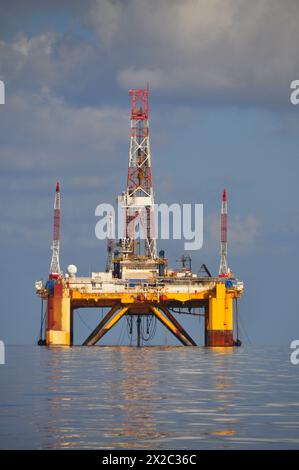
[49,182,61,279]
[219,189,228,277]
[121,87,156,258]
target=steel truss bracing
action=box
[105,212,114,272]
[121,87,156,259]
[83,305,129,346]
[219,189,228,276]
[50,182,61,276]
[82,304,197,347]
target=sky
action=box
[0,0,298,346]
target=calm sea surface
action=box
[0,345,298,449]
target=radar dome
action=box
[67,264,77,276]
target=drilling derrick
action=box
[120,87,156,259]
[219,189,228,277]
[105,212,114,272]
[49,182,61,279]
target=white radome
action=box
[67,264,77,276]
[35,280,43,290]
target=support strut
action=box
[150,306,196,346]
[159,305,197,346]
[83,304,128,346]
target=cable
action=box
[239,314,251,345]
[168,307,205,316]
[119,315,129,345]
[126,315,135,345]
[77,310,94,332]
[233,298,251,345]
[37,301,47,344]
[141,315,157,342]
[117,316,126,345]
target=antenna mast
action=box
[219,189,228,277]
[49,182,61,278]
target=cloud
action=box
[0,1,91,38]
[86,0,299,108]
[0,31,101,102]
[205,212,259,254]
[118,67,164,91]
[0,86,129,251]
[1,1,298,109]
[0,89,128,172]
[85,0,123,49]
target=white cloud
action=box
[205,212,259,254]
[0,89,128,172]
[86,0,123,48]
[0,31,99,96]
[10,33,56,56]
[0,86,129,250]
[87,0,299,107]
[1,1,297,108]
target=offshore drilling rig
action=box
[35,88,244,347]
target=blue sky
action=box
[0,0,298,346]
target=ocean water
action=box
[0,345,298,449]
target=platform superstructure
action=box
[35,89,244,347]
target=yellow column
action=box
[206,283,234,346]
[46,282,72,346]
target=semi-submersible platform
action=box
[35,88,244,347]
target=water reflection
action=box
[43,347,167,448]
[43,346,239,448]
[107,348,164,448]
[1,346,299,449]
